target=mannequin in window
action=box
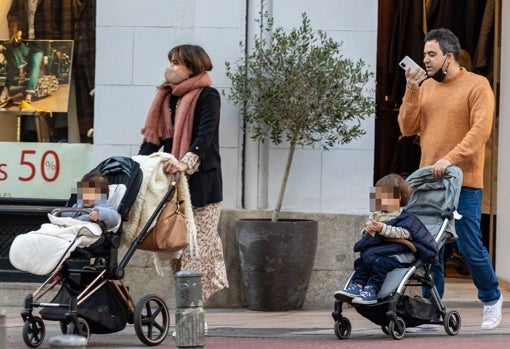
[6,0,95,143]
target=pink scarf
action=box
[141,72,212,158]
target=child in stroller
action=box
[9,172,123,276]
[59,171,121,230]
[332,166,463,340]
[334,174,437,305]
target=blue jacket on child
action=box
[354,209,438,266]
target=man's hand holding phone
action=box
[399,56,428,90]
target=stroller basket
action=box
[354,294,440,328]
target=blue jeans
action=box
[352,256,401,292]
[26,49,43,93]
[14,42,43,93]
[454,187,500,303]
[423,245,445,300]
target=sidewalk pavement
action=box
[3,278,510,348]
[3,305,510,349]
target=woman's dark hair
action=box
[424,28,461,60]
[78,171,110,197]
[168,44,213,76]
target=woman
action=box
[139,44,228,302]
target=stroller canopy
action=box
[405,166,463,243]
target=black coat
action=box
[139,86,222,207]
[354,210,438,265]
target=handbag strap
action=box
[167,173,180,203]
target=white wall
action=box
[93,0,377,214]
[496,2,510,284]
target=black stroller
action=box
[332,166,463,340]
[12,156,180,347]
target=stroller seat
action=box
[378,267,414,299]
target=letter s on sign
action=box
[0,163,7,181]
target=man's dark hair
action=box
[424,28,461,60]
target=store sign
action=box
[0,142,92,199]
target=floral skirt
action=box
[172,202,229,302]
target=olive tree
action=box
[225,11,375,222]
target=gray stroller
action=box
[332,165,463,340]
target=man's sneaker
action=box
[334,283,363,301]
[481,295,503,329]
[352,286,378,305]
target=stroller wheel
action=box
[444,310,461,335]
[67,317,91,341]
[333,317,351,339]
[134,294,170,346]
[389,316,406,340]
[22,316,45,348]
[381,325,390,335]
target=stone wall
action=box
[122,209,365,310]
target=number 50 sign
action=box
[0,142,93,199]
[17,149,60,182]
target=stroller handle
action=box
[51,207,93,216]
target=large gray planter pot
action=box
[236,218,318,311]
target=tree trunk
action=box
[271,130,298,222]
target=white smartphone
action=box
[399,56,425,74]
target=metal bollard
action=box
[0,308,6,349]
[175,270,205,348]
[49,334,87,349]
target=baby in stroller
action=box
[9,171,123,276]
[334,174,437,305]
[59,171,120,230]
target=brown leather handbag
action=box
[138,199,188,252]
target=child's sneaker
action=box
[334,283,363,301]
[352,286,378,305]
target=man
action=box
[398,28,502,330]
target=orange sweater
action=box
[398,68,494,188]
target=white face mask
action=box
[164,67,187,84]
